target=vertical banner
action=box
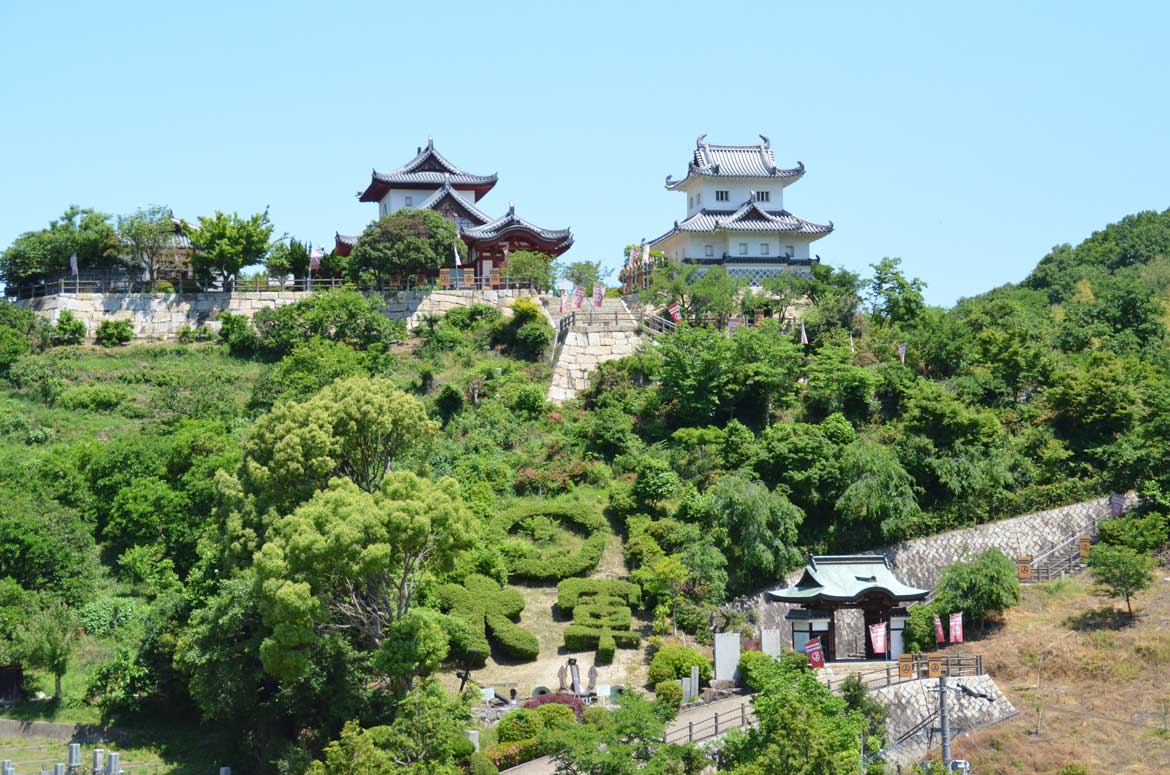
[592,284,604,308]
[949,612,964,643]
[933,613,946,644]
[1109,492,1126,517]
[868,623,887,655]
[69,252,79,276]
[668,302,682,322]
[805,636,825,669]
[559,293,566,314]
[800,320,809,345]
[572,286,585,309]
[898,342,907,364]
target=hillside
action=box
[951,574,1170,774]
[0,209,1169,772]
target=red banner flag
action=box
[949,612,964,643]
[559,292,566,314]
[592,284,604,308]
[868,623,887,655]
[800,320,809,345]
[898,342,907,364]
[805,636,825,669]
[668,302,682,322]
[933,614,945,644]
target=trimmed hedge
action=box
[494,499,610,581]
[738,650,780,691]
[647,644,712,687]
[437,574,539,665]
[482,737,546,770]
[556,578,642,612]
[497,708,543,743]
[467,751,499,775]
[654,679,684,710]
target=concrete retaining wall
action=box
[16,288,537,340]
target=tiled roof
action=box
[651,201,833,245]
[767,555,930,605]
[335,233,358,247]
[463,205,573,245]
[415,183,492,226]
[666,134,805,188]
[369,137,497,189]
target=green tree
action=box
[350,210,461,287]
[1087,544,1154,617]
[266,237,313,280]
[117,205,175,290]
[376,608,451,686]
[187,209,273,288]
[0,205,119,285]
[20,600,77,699]
[503,250,559,290]
[253,473,477,680]
[834,441,921,546]
[867,257,926,324]
[709,474,803,592]
[656,324,731,426]
[933,548,1021,632]
[562,259,608,290]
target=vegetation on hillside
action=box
[0,209,1168,771]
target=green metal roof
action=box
[767,555,929,605]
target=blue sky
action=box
[1,1,1166,305]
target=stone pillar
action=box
[714,631,741,683]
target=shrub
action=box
[556,578,642,659]
[497,709,543,743]
[582,706,612,731]
[654,679,684,711]
[533,701,577,731]
[216,311,257,356]
[176,325,215,344]
[556,578,642,612]
[467,751,499,775]
[1098,512,1169,553]
[51,311,87,345]
[521,691,585,720]
[490,298,552,361]
[436,574,539,664]
[509,384,547,418]
[903,602,941,653]
[482,738,546,770]
[494,499,610,581]
[934,548,1021,633]
[647,644,711,687]
[597,630,616,664]
[79,597,138,637]
[59,385,125,411]
[251,288,402,357]
[153,280,175,293]
[738,651,780,691]
[95,319,133,346]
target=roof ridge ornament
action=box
[508,201,515,216]
[759,134,770,149]
[427,136,434,149]
[696,133,707,149]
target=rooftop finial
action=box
[427,135,434,149]
[759,134,770,149]
[508,201,515,216]
[696,133,707,148]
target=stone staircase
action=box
[547,297,644,402]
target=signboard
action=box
[1079,534,1092,558]
[439,268,451,287]
[489,270,502,288]
[868,623,887,655]
[480,687,495,703]
[805,636,825,669]
[596,684,610,699]
[463,268,475,286]
[927,657,943,678]
[897,654,914,680]
[1017,556,1033,581]
[933,614,946,644]
[949,612,964,644]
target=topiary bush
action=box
[533,701,577,731]
[95,319,133,346]
[654,679,684,711]
[494,499,610,581]
[582,705,612,731]
[482,738,546,770]
[436,573,539,665]
[647,644,712,687]
[521,691,585,720]
[556,578,641,661]
[497,708,543,743]
[467,751,499,775]
[556,578,642,612]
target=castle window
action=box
[785,245,795,257]
[739,242,749,255]
[715,190,729,202]
[753,191,770,203]
[405,195,414,207]
[760,243,769,255]
[705,245,714,257]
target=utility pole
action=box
[938,674,951,768]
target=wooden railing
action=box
[663,700,756,745]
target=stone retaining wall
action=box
[547,328,644,402]
[16,288,536,340]
[871,674,1017,767]
[752,492,1138,654]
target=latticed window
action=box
[716,190,729,202]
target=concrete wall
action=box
[750,492,1139,656]
[16,288,537,340]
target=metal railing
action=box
[642,313,676,335]
[5,275,538,298]
[664,701,757,745]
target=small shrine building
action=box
[767,555,929,661]
[334,138,572,284]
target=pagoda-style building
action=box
[648,134,833,285]
[335,138,572,283]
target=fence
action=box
[1020,502,1120,583]
[0,740,231,775]
[6,275,537,298]
[549,312,575,364]
[662,653,985,746]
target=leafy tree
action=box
[249,337,368,410]
[350,210,461,286]
[104,476,198,572]
[562,259,608,290]
[251,288,404,358]
[933,548,1020,632]
[0,205,119,285]
[503,250,559,290]
[834,441,921,546]
[1088,544,1154,617]
[1097,512,1169,553]
[708,474,803,591]
[117,205,175,290]
[867,257,926,324]
[20,600,78,699]
[266,237,312,280]
[187,209,273,288]
[253,473,477,680]
[803,346,878,424]
[375,608,451,686]
[0,489,96,602]
[656,324,731,426]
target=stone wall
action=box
[548,327,644,402]
[871,674,1017,767]
[17,288,537,339]
[751,492,1138,655]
